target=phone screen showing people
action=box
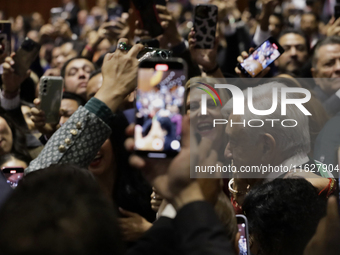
[135,63,185,157]
[241,39,282,77]
[238,223,248,255]
[1,168,24,188]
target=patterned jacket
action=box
[25,98,114,174]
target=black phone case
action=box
[193,4,218,49]
[132,0,164,38]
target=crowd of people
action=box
[0,0,340,254]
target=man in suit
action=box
[311,36,340,116]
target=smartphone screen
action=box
[0,21,11,56]
[108,5,123,21]
[240,37,284,77]
[236,215,250,255]
[135,59,187,158]
[1,167,24,188]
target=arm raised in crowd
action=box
[125,118,235,255]
[25,39,144,174]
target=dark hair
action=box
[312,36,340,68]
[89,69,102,81]
[271,13,284,26]
[243,179,327,255]
[279,29,310,53]
[110,112,155,222]
[0,164,124,255]
[62,92,86,106]
[302,11,320,22]
[0,108,32,161]
[0,153,31,167]
[60,57,96,79]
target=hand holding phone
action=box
[236,37,284,78]
[135,58,187,158]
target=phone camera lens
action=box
[43,89,46,93]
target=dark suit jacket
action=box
[314,86,340,116]
[128,202,235,255]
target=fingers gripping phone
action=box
[237,37,284,78]
[135,58,187,158]
[193,4,218,49]
[39,76,64,124]
[236,214,250,255]
[13,37,41,77]
[1,167,24,189]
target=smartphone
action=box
[335,4,340,20]
[13,37,41,77]
[1,167,24,189]
[237,37,285,78]
[39,76,64,124]
[131,0,164,38]
[193,4,218,49]
[135,58,187,158]
[236,214,250,255]
[51,7,64,25]
[108,5,123,21]
[0,21,11,56]
[337,148,340,215]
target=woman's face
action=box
[186,89,225,150]
[0,117,13,155]
[88,139,115,176]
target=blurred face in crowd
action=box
[51,47,63,69]
[77,10,88,26]
[277,33,308,74]
[21,105,35,131]
[86,73,102,100]
[186,88,225,153]
[61,42,77,60]
[31,12,44,30]
[224,114,264,169]
[0,117,13,155]
[311,44,340,94]
[269,15,282,39]
[301,14,318,37]
[64,59,95,99]
[89,138,116,198]
[59,99,80,125]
